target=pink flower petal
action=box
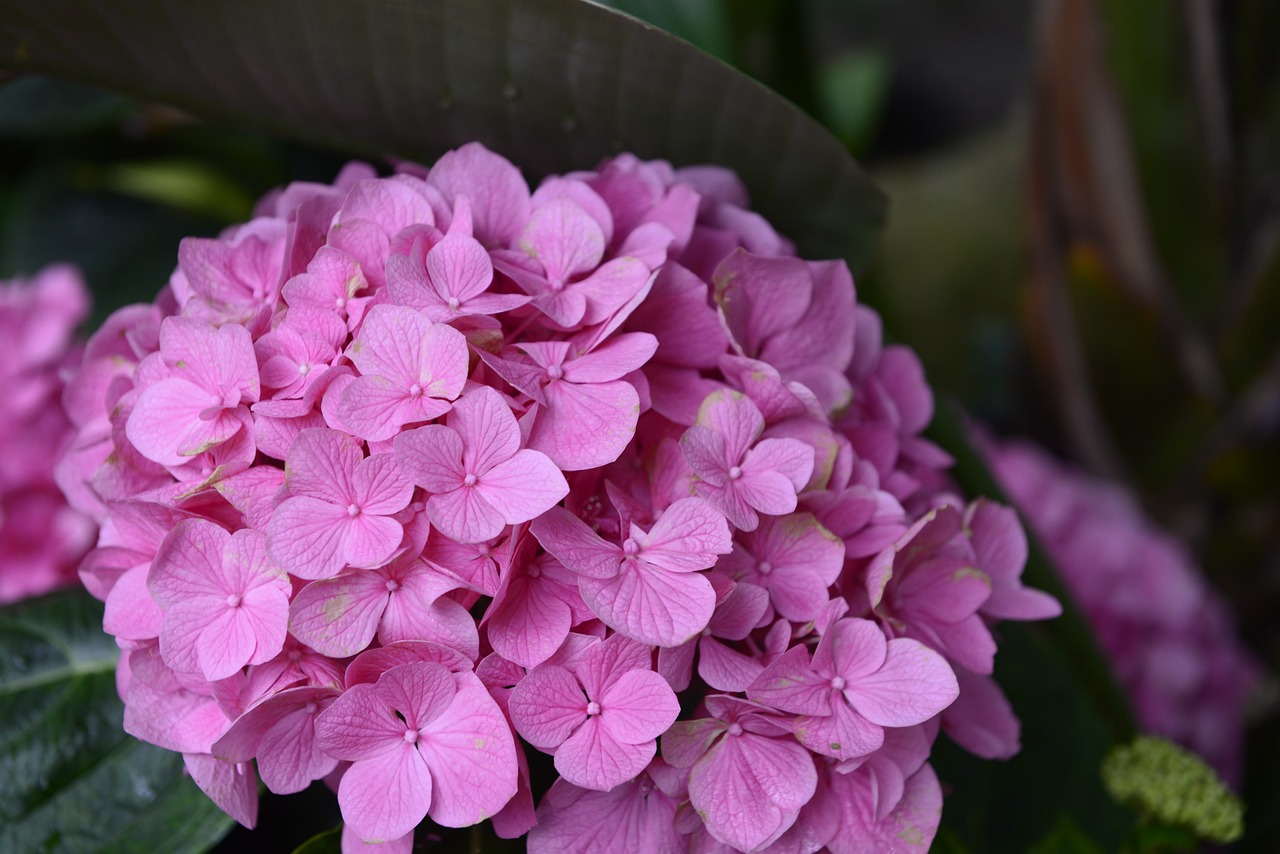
[416,681,519,827]
[814,619,888,684]
[635,497,732,573]
[578,562,715,647]
[530,379,640,471]
[521,197,604,283]
[699,390,767,463]
[484,577,572,670]
[267,496,351,579]
[183,754,259,829]
[561,333,658,384]
[747,645,834,716]
[554,715,654,792]
[827,763,942,854]
[508,664,587,749]
[339,743,433,843]
[599,669,679,744]
[531,508,623,580]
[394,424,465,493]
[283,428,361,503]
[315,683,405,760]
[127,378,245,466]
[850,638,958,727]
[688,729,816,852]
[149,519,230,607]
[252,699,339,794]
[474,450,569,526]
[697,636,765,693]
[794,699,884,760]
[337,376,443,442]
[289,572,389,657]
[352,453,414,516]
[343,513,408,569]
[427,485,506,544]
[528,776,682,854]
[425,232,493,302]
[448,386,521,474]
[428,142,530,247]
[941,667,1021,760]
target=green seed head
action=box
[1102,735,1244,844]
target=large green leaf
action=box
[0,0,884,272]
[0,589,234,853]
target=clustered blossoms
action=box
[61,142,1059,853]
[0,265,94,604]
[984,438,1261,785]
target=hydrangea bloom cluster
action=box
[0,265,94,604]
[984,437,1260,785]
[62,143,1059,852]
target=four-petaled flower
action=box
[509,634,679,791]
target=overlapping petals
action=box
[58,143,1060,853]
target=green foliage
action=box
[0,0,885,273]
[289,827,341,854]
[597,0,733,61]
[0,589,234,853]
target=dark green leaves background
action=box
[0,590,233,852]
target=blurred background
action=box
[1,0,1276,850]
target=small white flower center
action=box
[527,564,542,579]
[727,722,744,737]
[586,701,601,716]
[546,364,564,381]
[335,296,346,309]
[728,466,743,480]
[463,473,478,487]
[403,729,419,744]
[477,544,491,557]
[385,579,400,593]
[830,676,846,691]
[298,362,312,376]
[447,297,460,310]
[622,538,640,556]
[225,593,242,609]
[758,561,773,576]
[346,503,361,518]
[304,702,318,715]
[409,383,423,398]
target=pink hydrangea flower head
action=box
[57,143,1063,846]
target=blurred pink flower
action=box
[984,435,1261,783]
[0,264,94,604]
